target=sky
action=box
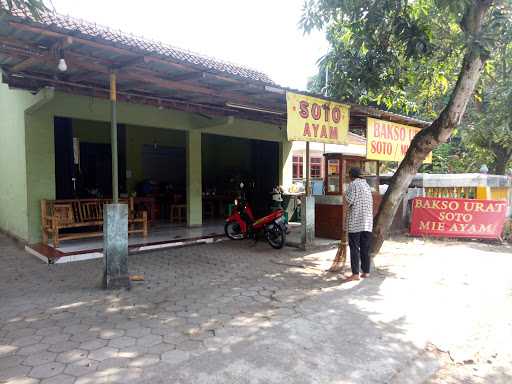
[49,0,330,90]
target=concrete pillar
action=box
[279,140,293,189]
[301,195,315,249]
[103,203,130,289]
[187,130,202,226]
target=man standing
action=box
[344,167,373,281]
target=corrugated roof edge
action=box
[3,4,276,85]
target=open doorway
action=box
[54,117,127,199]
[202,134,279,219]
[54,117,187,219]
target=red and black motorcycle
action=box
[225,184,287,249]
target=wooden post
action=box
[328,158,348,272]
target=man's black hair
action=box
[349,167,362,179]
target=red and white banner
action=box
[410,197,508,239]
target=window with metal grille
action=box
[293,155,303,179]
[310,157,322,178]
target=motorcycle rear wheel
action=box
[266,225,286,249]
[225,221,244,240]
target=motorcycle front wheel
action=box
[225,221,244,240]
[266,225,286,249]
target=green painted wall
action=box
[0,85,55,242]
[280,140,293,188]
[126,125,186,193]
[48,93,283,142]
[0,84,34,240]
[49,93,195,131]
[2,90,287,241]
[192,116,283,142]
[25,110,54,243]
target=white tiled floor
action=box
[52,220,226,253]
[47,219,338,255]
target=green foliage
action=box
[303,1,511,113]
[428,136,483,173]
[455,13,512,174]
[303,0,512,174]
[302,0,477,115]
[423,2,512,175]
[0,0,49,19]
[409,96,512,175]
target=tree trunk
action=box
[491,147,512,175]
[370,0,493,256]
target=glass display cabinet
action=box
[315,153,381,239]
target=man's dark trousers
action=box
[348,231,372,274]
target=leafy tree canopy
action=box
[302,0,511,117]
[303,0,512,174]
[427,5,512,174]
[462,23,512,174]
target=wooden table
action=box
[134,197,158,223]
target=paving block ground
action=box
[0,234,511,383]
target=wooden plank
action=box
[73,201,81,222]
[7,37,73,73]
[126,69,216,96]
[9,21,190,70]
[59,232,104,241]
[0,35,44,51]
[5,71,286,125]
[0,44,51,65]
[10,56,41,72]
[67,71,99,83]
[168,71,206,82]
[114,55,146,70]
[1,37,257,102]
[57,227,145,240]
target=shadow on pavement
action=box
[0,235,445,383]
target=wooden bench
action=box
[41,198,148,247]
